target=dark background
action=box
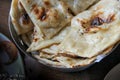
[0,0,120,80]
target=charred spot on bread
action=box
[77,13,116,33]
[44,0,50,6]
[91,17,104,26]
[20,13,30,25]
[32,4,48,21]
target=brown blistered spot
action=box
[81,20,89,28]
[85,27,101,33]
[39,8,48,21]
[44,0,50,6]
[91,17,104,27]
[31,4,37,11]
[21,13,30,25]
[33,38,39,42]
[77,18,101,33]
[34,7,39,15]
[32,4,48,21]
[77,19,90,29]
[26,0,30,3]
[78,12,115,33]
[91,14,115,27]
[106,14,115,23]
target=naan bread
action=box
[38,34,115,68]
[53,56,96,68]
[53,44,114,68]
[62,0,99,15]
[58,0,120,58]
[19,0,73,52]
[35,44,114,68]
[19,0,73,39]
[10,0,33,35]
[27,26,71,52]
[10,0,120,68]
[19,0,100,52]
[34,55,65,68]
[35,51,95,68]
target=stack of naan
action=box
[10,0,120,68]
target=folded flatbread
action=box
[62,0,99,15]
[10,0,120,68]
[58,0,120,58]
[10,0,33,35]
[34,44,114,68]
[27,25,71,52]
[19,0,100,52]
[19,0,73,51]
[19,0,73,39]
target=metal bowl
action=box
[8,16,120,72]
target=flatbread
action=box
[19,0,73,39]
[10,0,33,35]
[19,0,100,52]
[10,0,120,68]
[35,43,114,68]
[58,0,120,58]
[27,25,71,52]
[34,55,65,68]
[19,0,73,52]
[53,44,114,68]
[38,35,115,68]
[62,0,99,15]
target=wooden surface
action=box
[1,0,120,80]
